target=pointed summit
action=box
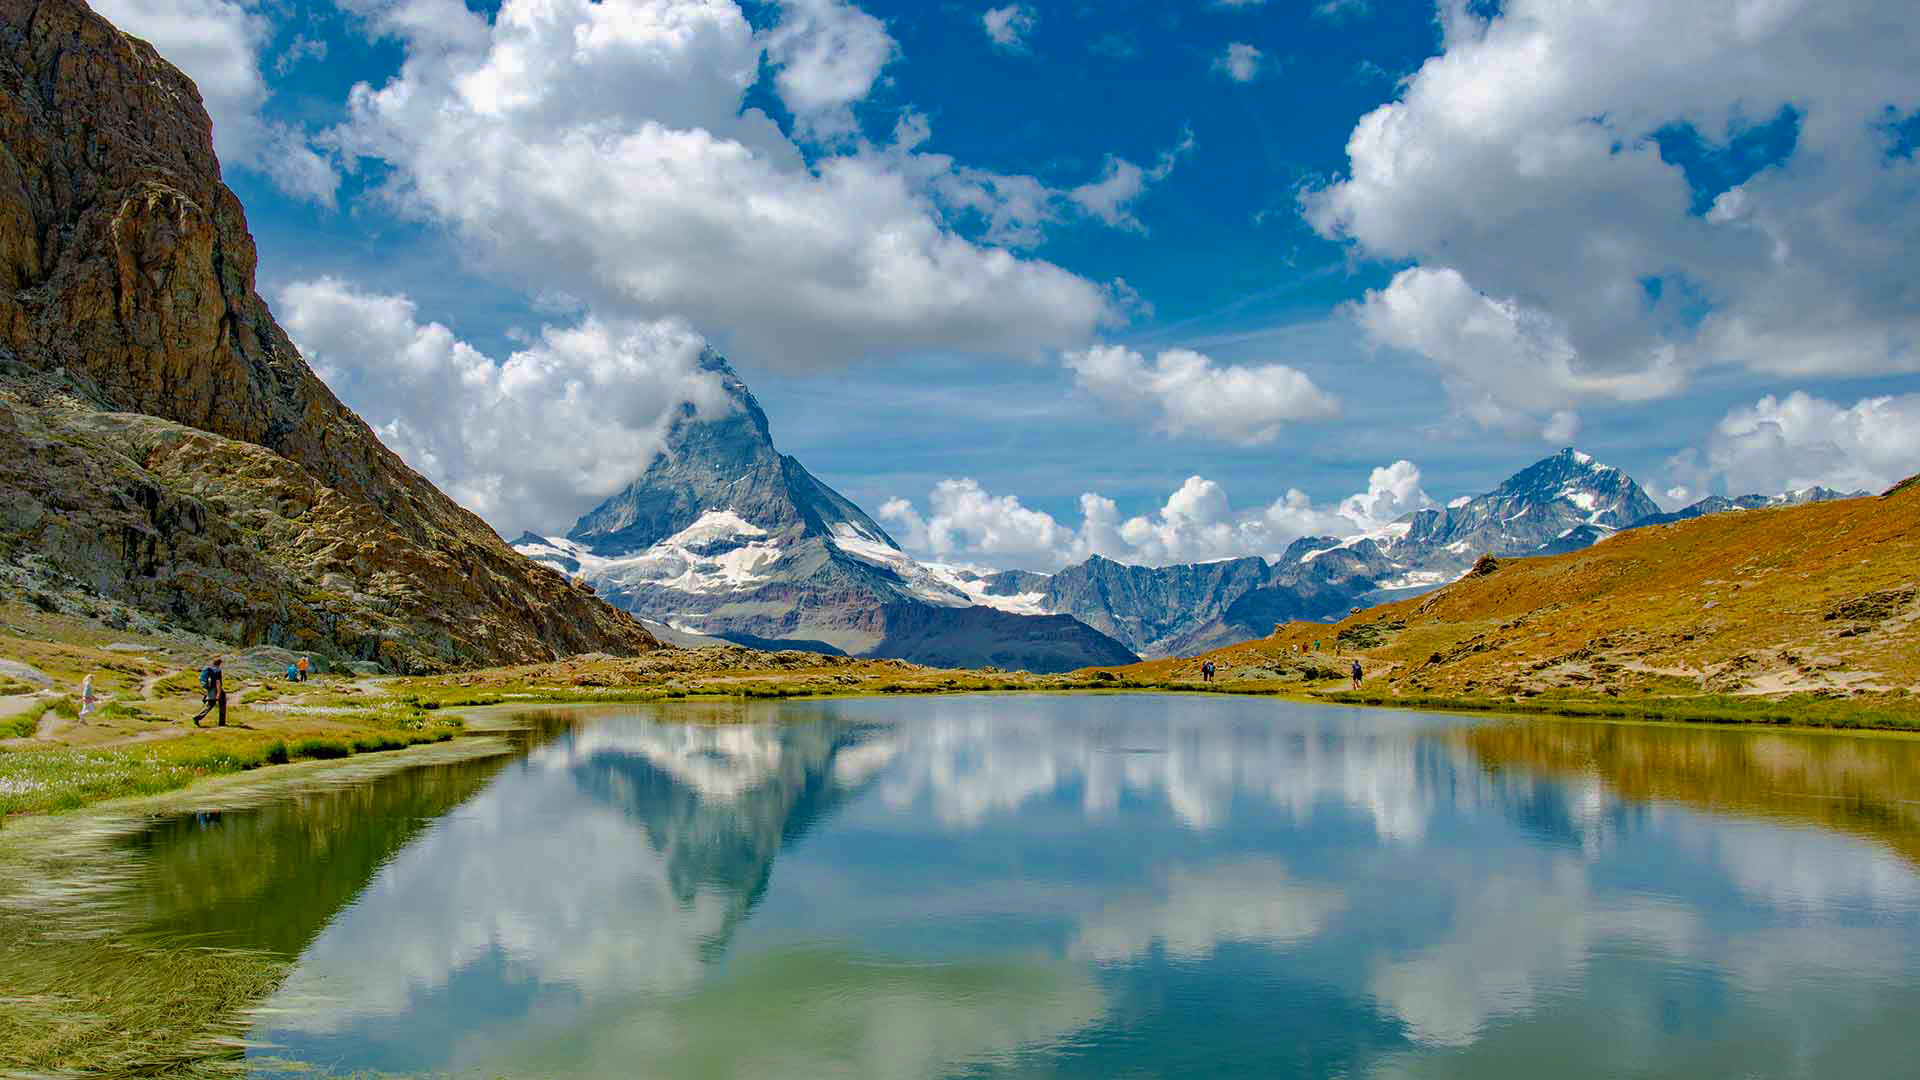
[568,352,894,555]
[1490,448,1660,529]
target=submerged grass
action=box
[0,736,517,1077]
[0,927,283,1078]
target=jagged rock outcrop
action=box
[0,0,657,671]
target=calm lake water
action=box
[122,694,1920,1078]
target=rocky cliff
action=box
[0,0,657,671]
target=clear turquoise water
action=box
[129,694,1920,1077]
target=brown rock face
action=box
[0,0,658,671]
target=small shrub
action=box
[288,738,351,760]
[265,740,290,765]
[350,734,406,753]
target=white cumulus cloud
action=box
[92,0,339,205]
[762,0,897,140]
[1308,0,1920,432]
[1663,391,1920,501]
[1063,344,1339,445]
[327,0,1130,369]
[276,278,733,537]
[881,461,1433,570]
[876,479,1078,566]
[1215,43,1264,83]
[1349,266,1681,438]
[1068,128,1195,232]
[981,4,1036,52]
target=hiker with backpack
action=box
[1201,659,1215,683]
[192,657,227,727]
[1350,658,1363,691]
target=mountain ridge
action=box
[0,0,658,672]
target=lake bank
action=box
[8,670,1918,824]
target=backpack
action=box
[199,666,217,691]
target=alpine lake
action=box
[103,694,1920,1077]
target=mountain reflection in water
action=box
[106,695,1920,1078]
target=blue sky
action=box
[97,0,1920,567]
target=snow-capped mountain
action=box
[1635,486,1868,527]
[514,354,1136,672]
[1379,448,1662,569]
[997,449,1667,657]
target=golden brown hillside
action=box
[1114,477,1920,705]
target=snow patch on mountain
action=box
[1376,569,1451,591]
[521,512,789,596]
[1559,488,1598,513]
[826,525,975,609]
[924,566,1051,616]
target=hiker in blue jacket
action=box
[192,657,227,727]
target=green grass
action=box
[0,676,34,696]
[0,725,461,818]
[3,712,37,739]
[1314,688,1920,731]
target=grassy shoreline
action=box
[8,668,1918,828]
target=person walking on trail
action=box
[79,673,97,718]
[296,655,309,683]
[1350,658,1363,691]
[192,657,227,727]
[1201,659,1215,684]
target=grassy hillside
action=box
[1110,475,1920,722]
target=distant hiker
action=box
[1202,659,1215,683]
[192,657,227,727]
[79,673,97,718]
[1314,639,1321,652]
[286,663,299,682]
[1350,659,1363,690]
[296,655,310,683]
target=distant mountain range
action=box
[971,452,1864,657]
[518,360,1868,666]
